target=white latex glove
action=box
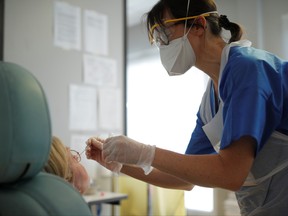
[85,137,123,174]
[103,135,156,175]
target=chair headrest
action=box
[0,62,51,184]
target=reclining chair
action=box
[0,62,92,216]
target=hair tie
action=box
[219,15,230,29]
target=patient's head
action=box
[44,136,90,194]
[68,147,90,194]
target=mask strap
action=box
[184,0,191,35]
[184,22,194,37]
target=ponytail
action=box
[218,15,243,43]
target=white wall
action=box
[4,0,125,145]
[4,2,125,214]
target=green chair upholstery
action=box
[0,62,92,216]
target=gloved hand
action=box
[103,135,156,175]
[85,137,123,174]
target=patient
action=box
[44,136,90,194]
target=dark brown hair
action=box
[146,0,243,43]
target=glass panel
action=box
[126,54,213,212]
[185,187,213,212]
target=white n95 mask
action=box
[159,34,196,76]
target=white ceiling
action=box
[127,0,158,27]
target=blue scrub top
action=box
[186,46,288,155]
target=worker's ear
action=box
[191,16,207,36]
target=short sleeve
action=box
[219,48,283,154]
[220,86,271,153]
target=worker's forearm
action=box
[152,148,228,188]
[151,143,254,191]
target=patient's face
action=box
[68,151,90,194]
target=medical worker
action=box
[86,0,288,215]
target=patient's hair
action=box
[44,136,72,182]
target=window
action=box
[126,53,214,213]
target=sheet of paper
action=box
[69,84,97,131]
[54,1,81,50]
[70,134,97,179]
[98,88,122,130]
[84,10,108,55]
[83,54,117,87]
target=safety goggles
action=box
[149,12,217,46]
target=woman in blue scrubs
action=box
[86,0,288,215]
